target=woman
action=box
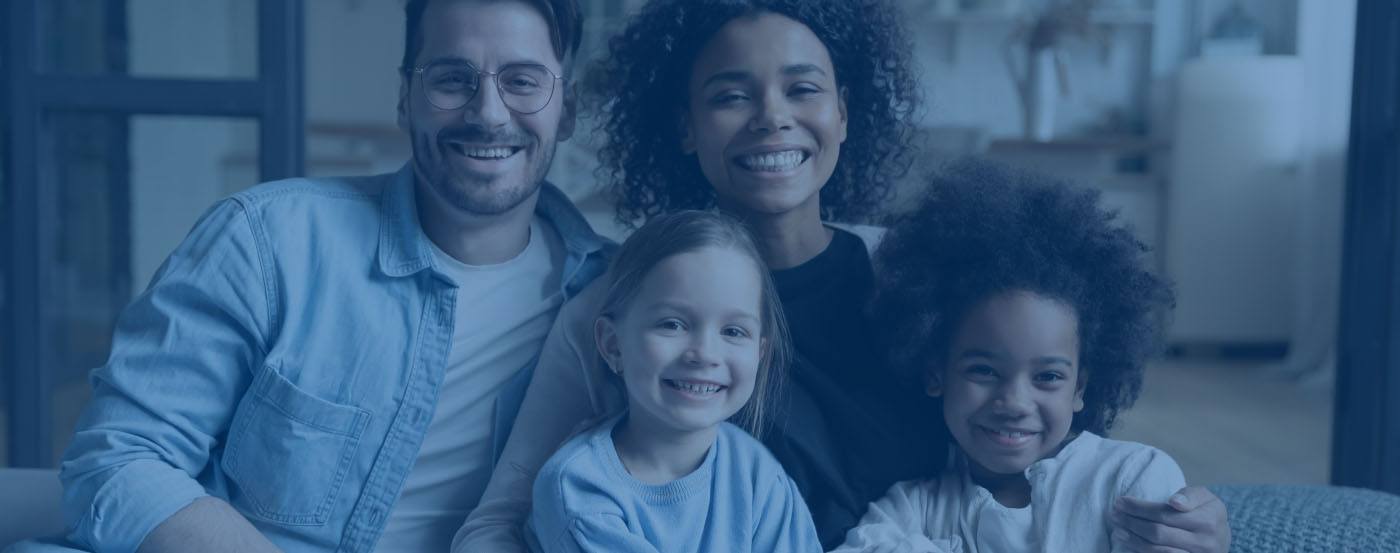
[454,1,1229,551]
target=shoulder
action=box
[1072,432,1174,468]
[538,419,614,485]
[232,172,386,212]
[825,222,887,255]
[1069,433,1184,498]
[714,423,792,494]
[558,276,608,338]
[225,172,393,247]
[716,423,782,470]
[535,419,624,510]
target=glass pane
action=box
[1,4,8,466]
[303,0,409,178]
[40,0,257,79]
[45,113,259,463]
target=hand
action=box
[1109,486,1231,553]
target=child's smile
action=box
[931,291,1085,500]
[599,246,765,438]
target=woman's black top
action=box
[762,227,948,549]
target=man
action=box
[47,0,606,551]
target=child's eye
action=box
[1035,371,1066,383]
[721,326,751,339]
[789,84,822,97]
[965,364,996,378]
[656,319,685,331]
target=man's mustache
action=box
[436,125,530,147]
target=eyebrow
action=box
[700,63,829,88]
[422,55,552,69]
[782,63,828,77]
[955,349,1074,367]
[646,300,760,324]
[956,349,1000,361]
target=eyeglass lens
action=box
[421,61,555,113]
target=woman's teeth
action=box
[665,379,724,395]
[736,150,805,172]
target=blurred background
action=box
[1,0,1387,493]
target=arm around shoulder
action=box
[60,198,274,552]
[453,279,619,553]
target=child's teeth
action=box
[670,380,721,394]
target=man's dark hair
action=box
[586,0,920,226]
[869,159,1175,434]
[400,0,583,74]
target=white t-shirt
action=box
[831,432,1185,553]
[379,218,566,552]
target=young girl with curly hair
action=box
[834,160,1182,552]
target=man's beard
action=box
[411,125,557,216]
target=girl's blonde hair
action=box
[598,210,790,439]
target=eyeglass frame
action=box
[407,60,565,115]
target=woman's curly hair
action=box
[869,159,1175,434]
[585,0,919,226]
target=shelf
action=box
[924,8,1154,26]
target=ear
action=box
[397,71,412,133]
[837,86,848,143]
[1073,377,1086,413]
[925,370,943,398]
[557,81,577,141]
[679,111,696,154]
[595,316,623,375]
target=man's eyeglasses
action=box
[409,60,563,115]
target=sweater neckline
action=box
[598,413,718,505]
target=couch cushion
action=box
[0,469,65,548]
[1211,484,1400,553]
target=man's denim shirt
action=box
[57,165,613,552]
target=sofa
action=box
[2,468,1398,551]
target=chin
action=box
[438,176,538,216]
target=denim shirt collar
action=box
[377,163,610,279]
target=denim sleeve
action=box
[58,198,274,553]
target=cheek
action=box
[692,114,744,157]
[728,346,762,388]
[942,382,986,422]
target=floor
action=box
[1113,359,1333,486]
[3,360,1336,488]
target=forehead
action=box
[418,0,560,68]
[952,292,1080,354]
[631,247,763,312]
[691,12,834,80]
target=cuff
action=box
[67,459,208,552]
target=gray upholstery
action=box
[0,469,65,548]
[3,469,1398,551]
[1211,484,1400,553]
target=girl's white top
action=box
[830,431,1185,553]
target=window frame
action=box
[2,0,304,467]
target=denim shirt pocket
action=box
[222,362,371,526]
